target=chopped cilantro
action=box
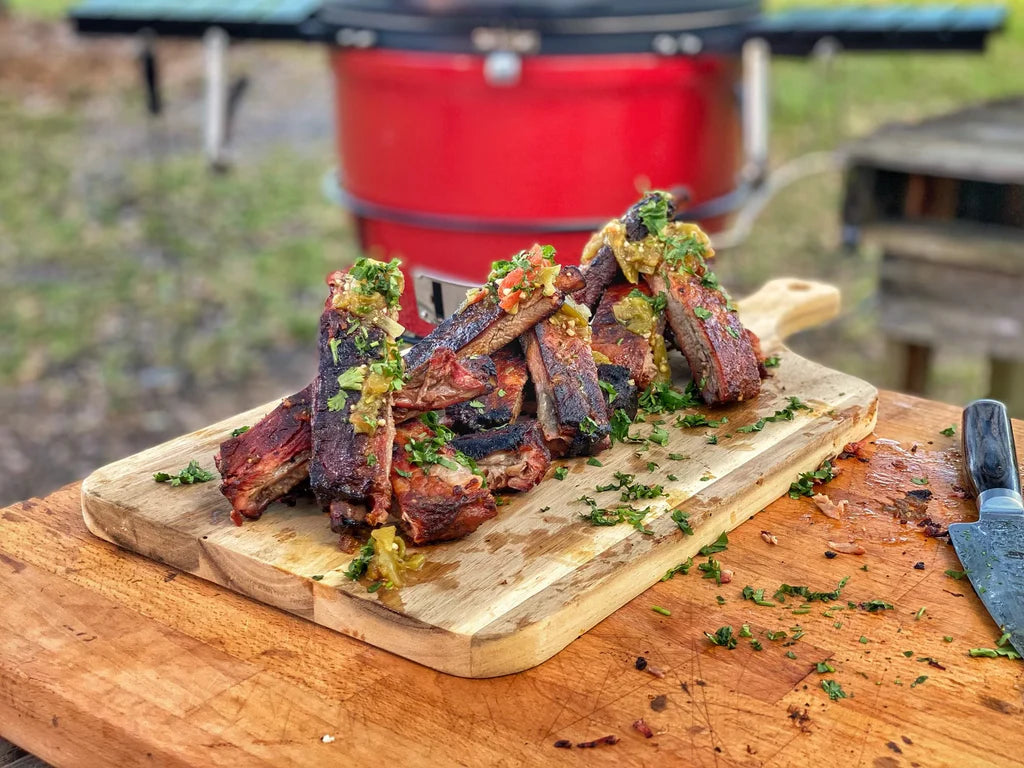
[676,413,727,429]
[940,425,956,437]
[789,460,836,498]
[328,337,341,365]
[626,288,668,315]
[553,467,568,481]
[911,477,929,485]
[366,454,377,467]
[395,468,413,478]
[344,541,375,581]
[774,576,850,603]
[638,381,700,414]
[668,453,687,461]
[230,426,250,437]
[741,586,776,607]
[598,380,619,403]
[648,426,669,446]
[586,458,603,467]
[578,415,602,436]
[911,675,928,688]
[667,473,678,481]
[699,532,728,555]
[705,626,737,649]
[706,435,718,445]
[716,595,726,605]
[468,400,485,411]
[698,557,723,584]
[737,397,811,434]
[497,388,507,397]
[751,639,763,651]
[859,636,869,644]
[726,326,740,339]
[763,355,781,368]
[671,510,694,535]
[914,606,926,621]
[153,460,215,487]
[945,569,967,580]
[815,661,835,673]
[821,680,847,701]
[944,636,954,643]
[311,574,325,581]
[661,558,693,581]
[694,307,712,321]
[969,647,1022,659]
[646,461,659,472]
[651,605,672,617]
[860,599,894,612]
[785,651,797,660]
[637,193,670,236]
[739,624,752,638]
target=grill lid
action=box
[318,0,761,53]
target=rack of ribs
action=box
[403,245,584,377]
[521,301,611,458]
[642,225,761,405]
[447,345,529,433]
[392,349,497,423]
[391,419,497,545]
[215,384,313,525]
[449,419,551,493]
[310,260,405,529]
[590,282,670,390]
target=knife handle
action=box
[962,399,1021,500]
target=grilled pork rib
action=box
[590,282,668,390]
[447,345,528,433]
[215,385,313,525]
[646,263,761,405]
[521,305,611,457]
[392,350,497,422]
[573,243,620,311]
[392,421,497,545]
[596,363,638,420]
[450,419,551,492]
[403,259,584,375]
[310,265,402,528]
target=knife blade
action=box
[949,399,1024,655]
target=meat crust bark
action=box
[573,244,620,310]
[393,350,496,422]
[450,419,551,492]
[447,345,528,433]
[403,267,584,375]
[590,282,666,389]
[391,422,497,545]
[310,272,396,527]
[215,385,313,525]
[646,268,761,405]
[521,311,611,457]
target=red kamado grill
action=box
[70,0,1008,333]
[319,0,1005,333]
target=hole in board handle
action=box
[787,281,811,292]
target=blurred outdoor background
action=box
[2,0,1023,505]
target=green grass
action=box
[0,97,351,395]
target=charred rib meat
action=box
[392,417,497,545]
[596,363,638,420]
[450,419,551,493]
[522,301,611,457]
[392,350,496,422]
[403,245,584,376]
[447,345,528,433]
[590,282,669,390]
[643,224,761,404]
[215,385,313,525]
[310,259,405,528]
[573,243,620,311]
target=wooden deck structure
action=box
[843,97,1024,416]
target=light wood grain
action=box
[4,393,1024,767]
[78,280,877,677]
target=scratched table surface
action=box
[1,391,1023,768]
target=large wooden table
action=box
[2,392,1022,768]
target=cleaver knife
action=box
[949,399,1024,655]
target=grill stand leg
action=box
[203,27,230,172]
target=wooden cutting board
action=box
[80,279,877,678]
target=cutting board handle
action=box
[736,278,840,352]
